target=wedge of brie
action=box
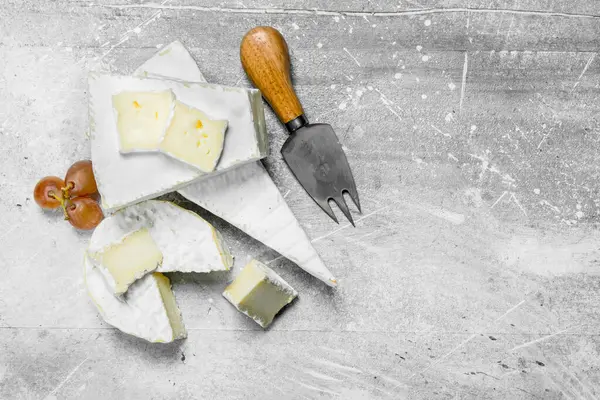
[88,200,233,274]
[160,101,228,172]
[84,255,186,343]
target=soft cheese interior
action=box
[112,90,175,152]
[160,101,228,172]
[88,228,163,296]
[132,41,337,287]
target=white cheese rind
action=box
[88,200,233,274]
[84,256,186,343]
[159,101,228,172]
[89,73,267,211]
[179,163,337,286]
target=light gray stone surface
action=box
[1,1,599,399]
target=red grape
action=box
[34,176,65,209]
[64,160,98,198]
[66,197,104,230]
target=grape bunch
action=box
[34,160,104,230]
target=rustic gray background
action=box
[1,1,599,399]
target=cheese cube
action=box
[112,90,174,152]
[89,200,233,275]
[223,260,297,328]
[89,228,163,296]
[160,101,227,172]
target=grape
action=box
[64,160,98,197]
[66,197,104,230]
[34,176,65,209]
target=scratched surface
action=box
[1,1,599,399]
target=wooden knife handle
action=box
[240,26,304,125]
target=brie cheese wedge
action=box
[112,90,175,152]
[88,200,233,274]
[160,101,228,172]
[88,228,163,296]
[89,73,267,211]
[84,255,186,343]
[223,259,297,328]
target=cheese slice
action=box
[223,259,297,328]
[88,228,163,295]
[89,73,267,211]
[159,101,227,172]
[132,41,337,287]
[112,90,175,152]
[88,200,233,274]
[84,255,186,343]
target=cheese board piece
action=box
[134,41,337,287]
[84,255,186,343]
[223,259,298,328]
[88,200,233,274]
[89,73,268,211]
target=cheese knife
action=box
[240,26,361,226]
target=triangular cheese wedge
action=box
[84,255,186,343]
[88,200,233,274]
[134,42,337,287]
[223,259,298,328]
